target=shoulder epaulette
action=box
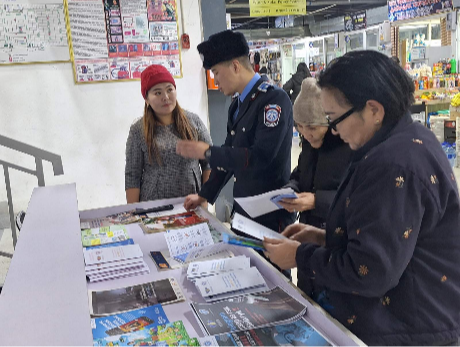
[257,81,274,93]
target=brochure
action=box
[187,255,250,280]
[92,320,199,346]
[91,304,169,339]
[80,211,146,229]
[190,286,306,335]
[194,267,268,301]
[89,278,185,316]
[83,244,143,266]
[142,211,208,234]
[231,213,287,241]
[164,223,214,261]
[198,318,331,346]
[222,233,266,251]
[234,188,297,218]
[81,225,130,247]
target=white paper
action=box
[183,242,229,263]
[194,267,267,298]
[88,262,150,282]
[234,188,297,218]
[231,213,287,241]
[164,223,213,258]
[83,244,143,266]
[203,283,270,303]
[85,259,144,274]
[187,255,250,279]
[166,249,234,269]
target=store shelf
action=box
[414,99,451,105]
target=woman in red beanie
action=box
[125,64,212,203]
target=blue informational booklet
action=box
[85,238,134,250]
[222,233,266,251]
[91,304,169,339]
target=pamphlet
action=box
[89,278,185,316]
[164,223,214,261]
[83,244,144,266]
[81,225,130,247]
[187,255,250,280]
[234,188,297,218]
[190,286,307,335]
[231,213,287,241]
[198,318,331,346]
[194,267,267,300]
[92,320,199,346]
[222,233,266,251]
[91,304,169,339]
[142,211,208,234]
[80,211,146,229]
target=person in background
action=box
[264,51,460,345]
[125,64,212,204]
[283,62,311,104]
[277,77,352,295]
[259,66,268,75]
[176,30,294,234]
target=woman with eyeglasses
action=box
[264,51,460,346]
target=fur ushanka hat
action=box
[293,77,328,126]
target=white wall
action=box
[0,0,207,212]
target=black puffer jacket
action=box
[283,63,311,103]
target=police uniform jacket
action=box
[296,113,460,345]
[199,75,294,231]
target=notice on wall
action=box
[0,1,69,64]
[249,0,306,17]
[388,0,452,22]
[344,11,366,31]
[67,0,108,59]
[65,0,181,83]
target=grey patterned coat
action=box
[125,111,212,201]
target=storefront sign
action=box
[388,0,452,22]
[344,11,367,31]
[249,0,306,17]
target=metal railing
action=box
[0,134,64,257]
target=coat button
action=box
[231,130,235,136]
[234,177,237,182]
[242,127,245,132]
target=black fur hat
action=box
[197,30,249,69]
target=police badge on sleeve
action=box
[264,104,281,127]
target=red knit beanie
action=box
[141,65,176,98]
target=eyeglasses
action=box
[326,108,355,131]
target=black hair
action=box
[318,50,414,126]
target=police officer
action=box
[176,30,294,233]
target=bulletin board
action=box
[0,0,70,64]
[65,0,181,83]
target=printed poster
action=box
[120,0,149,42]
[130,58,150,78]
[108,58,130,79]
[147,0,176,21]
[149,21,178,42]
[103,0,124,43]
[75,59,110,82]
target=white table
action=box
[0,184,365,346]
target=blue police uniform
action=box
[199,75,295,232]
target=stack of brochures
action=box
[187,256,268,302]
[91,304,199,346]
[186,255,251,282]
[191,286,307,336]
[164,223,228,264]
[198,318,331,346]
[81,225,131,248]
[142,209,208,234]
[83,244,149,282]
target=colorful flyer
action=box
[103,0,124,44]
[75,59,110,82]
[109,59,131,80]
[81,225,129,247]
[149,21,178,42]
[147,0,176,22]
[91,304,169,339]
